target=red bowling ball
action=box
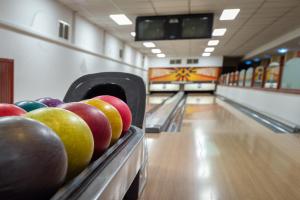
[58,102,112,158]
[0,103,26,117]
[95,95,132,135]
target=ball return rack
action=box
[50,72,147,200]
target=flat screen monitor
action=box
[135,14,213,41]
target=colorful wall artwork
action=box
[149,67,221,83]
[264,56,281,89]
[245,68,253,87]
[281,51,300,90]
[238,70,245,86]
[254,66,264,87]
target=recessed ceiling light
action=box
[277,48,288,54]
[143,42,156,48]
[208,40,219,46]
[204,47,215,52]
[244,60,253,65]
[202,53,211,57]
[151,49,161,54]
[130,32,136,37]
[157,53,166,58]
[220,9,240,20]
[109,14,132,25]
[212,28,227,36]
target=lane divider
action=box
[217,95,300,133]
[145,92,185,133]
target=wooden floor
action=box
[145,93,173,112]
[140,94,300,200]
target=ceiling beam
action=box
[244,26,300,59]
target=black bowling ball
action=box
[0,117,67,200]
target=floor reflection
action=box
[141,94,300,200]
[186,95,216,105]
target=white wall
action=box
[144,56,150,69]
[135,52,143,67]
[104,33,124,61]
[0,0,72,38]
[0,0,147,101]
[216,86,300,127]
[123,44,135,65]
[148,56,223,67]
[0,27,146,101]
[74,14,104,54]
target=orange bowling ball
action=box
[83,99,122,145]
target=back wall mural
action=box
[149,67,221,83]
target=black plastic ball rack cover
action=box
[63,72,146,129]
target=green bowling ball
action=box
[26,108,94,179]
[15,100,47,112]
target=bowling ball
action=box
[95,95,132,134]
[36,97,63,107]
[15,100,47,112]
[0,117,67,200]
[58,102,112,158]
[26,108,94,179]
[0,103,26,117]
[36,97,51,101]
[83,99,122,145]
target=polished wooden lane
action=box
[141,95,300,200]
[146,93,173,112]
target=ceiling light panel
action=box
[202,53,211,57]
[157,53,166,58]
[151,49,161,54]
[208,40,219,46]
[143,42,156,48]
[212,28,227,36]
[109,14,132,25]
[131,32,136,37]
[220,9,240,20]
[204,47,215,52]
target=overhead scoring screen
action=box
[137,19,166,41]
[182,16,211,38]
[135,14,213,41]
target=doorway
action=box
[0,59,14,103]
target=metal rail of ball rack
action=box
[146,91,186,133]
[51,126,144,200]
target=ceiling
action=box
[58,0,300,58]
[256,36,300,57]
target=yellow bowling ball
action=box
[26,108,94,179]
[83,99,122,144]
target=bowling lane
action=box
[141,94,300,200]
[146,93,173,112]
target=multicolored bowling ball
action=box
[0,117,67,200]
[15,100,47,112]
[95,95,132,135]
[36,97,63,107]
[58,102,112,158]
[26,108,94,179]
[83,99,122,145]
[0,103,26,117]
